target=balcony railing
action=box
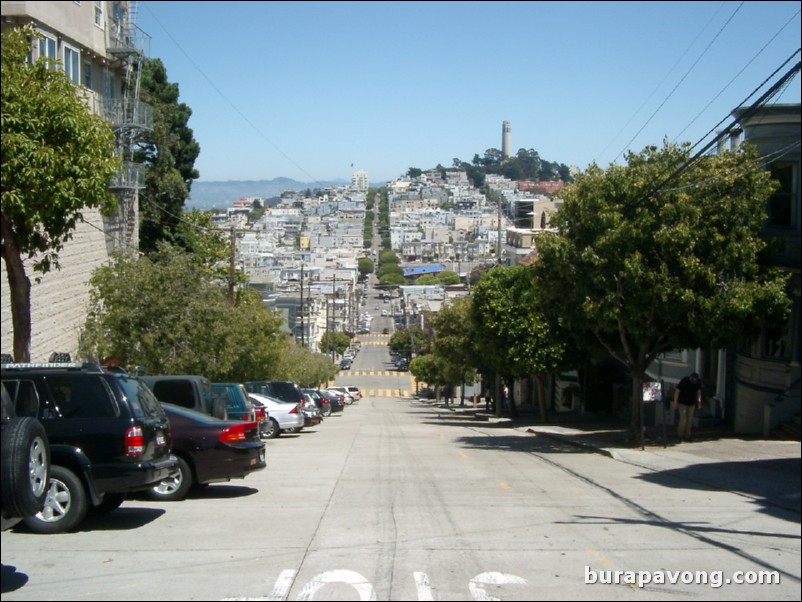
[101,97,153,131]
[109,162,145,190]
[107,19,150,57]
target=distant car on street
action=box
[315,389,345,414]
[247,393,305,438]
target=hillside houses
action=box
[209,170,562,350]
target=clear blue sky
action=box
[138,1,801,184]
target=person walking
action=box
[673,372,702,441]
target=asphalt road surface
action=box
[2,332,799,600]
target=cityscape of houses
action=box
[210,167,565,356]
[1,2,799,438]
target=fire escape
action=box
[103,0,152,253]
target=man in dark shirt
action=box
[673,372,702,441]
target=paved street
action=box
[2,370,799,600]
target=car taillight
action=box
[290,405,299,414]
[125,426,145,457]
[220,422,251,443]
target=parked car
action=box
[301,393,323,427]
[339,358,352,370]
[1,382,50,532]
[245,381,305,405]
[315,389,345,414]
[141,374,227,420]
[1,362,176,533]
[301,388,332,417]
[149,403,265,501]
[327,386,356,404]
[247,393,305,438]
[211,383,256,423]
[345,386,363,401]
[244,381,306,432]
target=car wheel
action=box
[148,456,193,502]
[88,492,126,515]
[322,405,332,417]
[23,465,87,534]
[1,417,50,520]
[261,418,280,439]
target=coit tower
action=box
[502,121,511,159]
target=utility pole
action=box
[496,193,502,265]
[328,274,337,361]
[300,264,305,348]
[229,225,236,306]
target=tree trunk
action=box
[0,219,32,362]
[494,374,503,417]
[536,374,547,422]
[630,371,644,435]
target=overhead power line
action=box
[612,1,746,163]
[644,54,801,201]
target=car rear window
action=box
[44,374,118,418]
[271,382,302,402]
[150,380,194,409]
[117,376,167,419]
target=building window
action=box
[94,1,105,28]
[38,34,57,66]
[63,46,80,84]
[767,163,795,227]
[83,61,92,89]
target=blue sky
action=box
[138,1,801,184]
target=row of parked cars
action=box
[0,359,360,535]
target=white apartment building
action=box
[1,1,149,361]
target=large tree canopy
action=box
[429,296,478,393]
[136,58,200,254]
[1,25,120,361]
[533,141,790,431]
[79,244,285,381]
[470,265,574,418]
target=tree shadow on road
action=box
[635,457,801,520]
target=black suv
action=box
[1,362,176,533]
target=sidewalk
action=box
[426,399,802,515]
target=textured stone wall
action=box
[1,207,115,362]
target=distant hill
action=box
[185,177,350,209]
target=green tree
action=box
[534,141,790,431]
[429,297,478,402]
[378,263,404,280]
[471,265,572,419]
[78,244,285,380]
[1,25,121,361]
[172,209,247,293]
[407,167,422,178]
[249,199,265,223]
[358,257,375,279]
[318,331,350,356]
[389,327,428,363]
[137,58,200,254]
[409,354,439,388]
[272,343,337,386]
[378,250,400,265]
[437,270,462,285]
[380,273,407,286]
